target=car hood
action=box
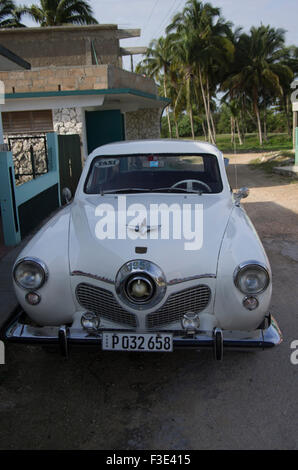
[69,194,233,283]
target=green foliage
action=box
[216,133,292,152]
[266,109,288,133]
[21,0,98,26]
[216,104,231,134]
[137,0,298,148]
[161,113,206,138]
[0,0,25,27]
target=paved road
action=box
[0,154,297,450]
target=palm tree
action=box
[222,25,293,145]
[0,0,25,27]
[21,0,98,26]
[166,0,234,144]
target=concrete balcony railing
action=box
[0,64,158,97]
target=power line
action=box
[143,0,160,35]
[151,0,180,38]
[152,0,185,39]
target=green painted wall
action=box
[0,133,61,246]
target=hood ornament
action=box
[127,217,161,235]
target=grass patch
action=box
[249,158,278,174]
[184,132,293,153]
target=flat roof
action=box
[0,24,141,39]
[4,87,169,103]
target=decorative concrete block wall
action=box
[125,108,162,140]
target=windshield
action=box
[84,153,223,194]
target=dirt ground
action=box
[227,153,298,242]
[0,153,298,450]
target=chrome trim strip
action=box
[71,271,217,287]
[71,271,114,285]
[167,274,216,285]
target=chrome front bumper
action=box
[2,308,283,360]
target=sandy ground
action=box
[0,153,297,450]
[226,153,298,242]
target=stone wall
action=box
[125,108,162,140]
[53,107,84,136]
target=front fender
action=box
[13,207,76,326]
[214,206,272,330]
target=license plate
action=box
[102,332,173,352]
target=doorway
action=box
[85,110,125,154]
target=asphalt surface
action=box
[0,154,297,450]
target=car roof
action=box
[88,139,222,161]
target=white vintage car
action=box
[3,140,282,360]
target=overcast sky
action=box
[15,0,298,70]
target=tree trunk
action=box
[254,101,263,146]
[185,76,195,139]
[202,119,207,140]
[236,118,243,145]
[231,116,235,144]
[210,111,217,144]
[174,115,179,138]
[198,67,214,144]
[240,106,246,143]
[163,72,172,138]
[263,106,268,142]
[206,76,216,144]
[189,106,195,140]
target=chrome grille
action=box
[146,285,211,329]
[76,283,137,328]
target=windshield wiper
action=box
[100,188,152,195]
[100,187,203,195]
[152,187,203,194]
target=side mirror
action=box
[234,187,249,205]
[224,157,229,167]
[62,187,72,205]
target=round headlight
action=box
[234,262,270,294]
[13,258,48,290]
